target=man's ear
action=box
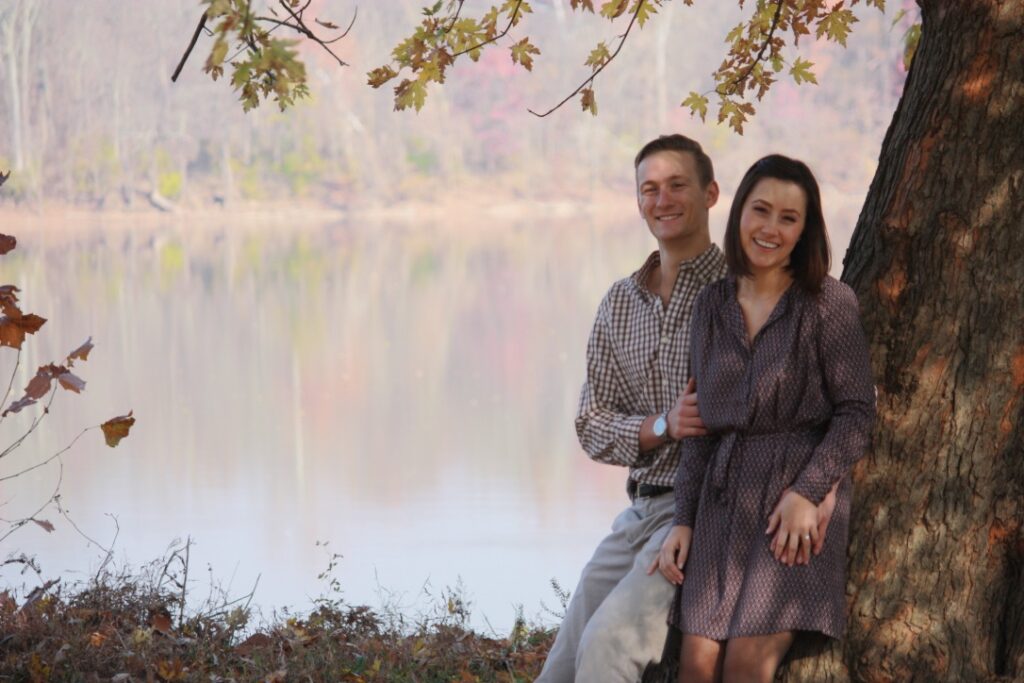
[705,180,720,209]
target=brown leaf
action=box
[25,368,54,399]
[101,411,135,447]
[235,632,274,656]
[149,607,173,634]
[32,519,55,533]
[57,372,86,394]
[2,395,36,416]
[0,313,46,350]
[0,171,8,189]
[68,337,94,363]
[0,234,15,255]
[89,631,108,647]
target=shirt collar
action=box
[629,245,725,295]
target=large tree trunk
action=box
[781,2,1024,681]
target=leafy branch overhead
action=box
[366,0,884,129]
[186,0,890,132]
[173,0,356,112]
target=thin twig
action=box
[528,0,647,117]
[179,536,191,625]
[0,457,64,545]
[0,387,60,462]
[171,12,209,82]
[0,424,91,482]
[451,0,523,59]
[0,349,21,423]
[722,0,784,96]
[278,0,349,67]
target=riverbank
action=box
[0,564,554,681]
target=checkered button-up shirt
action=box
[575,246,728,490]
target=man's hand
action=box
[647,525,693,585]
[667,377,707,439]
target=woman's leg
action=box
[678,634,725,683]
[721,632,795,683]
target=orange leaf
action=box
[101,411,135,448]
[89,631,108,647]
[0,234,15,255]
[68,337,94,363]
[0,312,46,350]
[150,608,173,634]
[264,670,288,683]
[32,519,55,533]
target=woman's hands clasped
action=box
[765,482,839,566]
[647,525,693,585]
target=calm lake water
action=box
[1,204,855,631]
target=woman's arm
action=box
[791,281,876,504]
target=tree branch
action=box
[171,12,209,83]
[722,0,784,96]
[528,0,646,117]
[451,0,523,59]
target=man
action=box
[537,135,835,682]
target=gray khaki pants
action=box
[536,493,676,683]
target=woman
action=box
[655,155,875,682]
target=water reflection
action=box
[0,204,855,630]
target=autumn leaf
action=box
[0,312,46,350]
[2,396,35,416]
[584,42,611,71]
[580,87,598,115]
[570,0,595,10]
[394,79,428,112]
[89,631,108,647]
[367,65,398,88]
[0,171,9,190]
[681,91,709,121]
[816,7,857,46]
[789,56,818,85]
[0,234,15,255]
[599,0,629,20]
[632,0,657,28]
[58,372,86,394]
[510,37,540,71]
[25,369,54,400]
[149,607,173,634]
[33,519,55,533]
[67,337,94,364]
[101,411,135,448]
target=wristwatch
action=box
[652,411,669,439]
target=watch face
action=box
[654,415,667,437]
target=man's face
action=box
[636,150,718,246]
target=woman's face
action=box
[739,178,808,276]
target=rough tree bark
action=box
[647,2,1023,682]
[781,1,1024,681]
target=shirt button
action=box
[660,335,669,345]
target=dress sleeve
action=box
[673,289,717,526]
[574,293,647,467]
[674,435,718,526]
[791,282,876,504]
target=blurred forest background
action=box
[1,0,910,211]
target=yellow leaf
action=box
[789,56,817,85]
[681,91,709,121]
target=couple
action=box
[537,135,875,683]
